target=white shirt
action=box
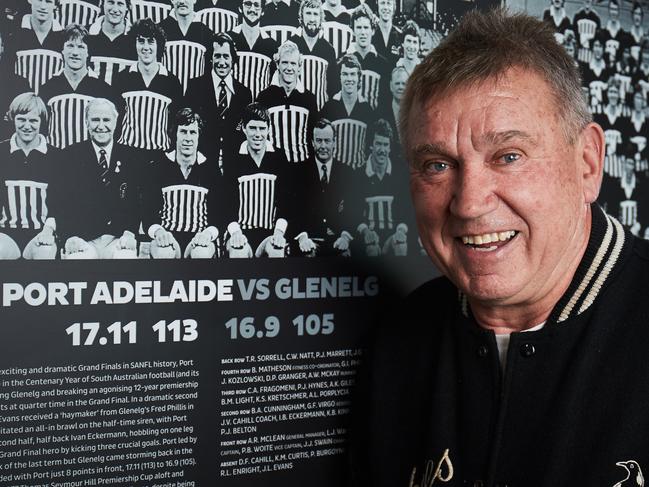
[92,141,114,169]
[211,71,235,107]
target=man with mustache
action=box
[227,0,277,98]
[353,118,409,256]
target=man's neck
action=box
[64,68,88,88]
[176,12,195,35]
[356,44,370,58]
[249,146,266,165]
[470,207,592,334]
[241,21,260,46]
[281,81,296,96]
[302,31,318,50]
[102,19,125,39]
[139,61,159,79]
[370,158,387,179]
[30,15,52,35]
[17,135,42,154]
[177,152,197,177]
[341,90,357,112]
[379,20,392,37]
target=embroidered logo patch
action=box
[612,460,644,486]
[409,449,454,487]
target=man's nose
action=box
[449,163,498,219]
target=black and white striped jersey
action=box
[8,15,64,95]
[228,26,278,99]
[257,83,318,164]
[113,64,183,151]
[40,72,114,149]
[143,150,225,239]
[159,15,215,94]
[222,143,294,232]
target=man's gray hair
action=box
[274,40,302,65]
[85,98,119,125]
[400,8,591,147]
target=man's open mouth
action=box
[460,231,518,252]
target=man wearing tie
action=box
[293,118,355,255]
[62,97,143,259]
[185,32,252,175]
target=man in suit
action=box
[185,32,252,174]
[293,118,355,255]
[61,97,143,259]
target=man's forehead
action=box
[407,69,554,148]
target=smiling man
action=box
[352,9,649,487]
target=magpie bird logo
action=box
[613,460,644,487]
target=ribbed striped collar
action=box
[458,205,630,325]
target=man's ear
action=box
[579,122,605,204]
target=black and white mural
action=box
[509,0,649,237]
[0,0,493,262]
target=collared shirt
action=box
[128,62,170,76]
[21,14,63,32]
[315,157,333,183]
[92,141,114,169]
[211,71,235,107]
[269,72,305,93]
[365,154,392,179]
[9,134,48,155]
[346,42,378,58]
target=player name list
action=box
[0,360,200,486]
[217,348,361,477]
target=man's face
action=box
[371,133,390,169]
[243,119,269,152]
[407,69,598,305]
[609,2,619,20]
[340,65,359,95]
[176,121,200,158]
[14,109,42,146]
[633,92,645,111]
[390,68,407,102]
[29,0,56,22]
[136,36,157,64]
[172,0,196,17]
[551,0,563,8]
[240,0,262,25]
[302,6,321,37]
[583,0,593,10]
[353,17,374,49]
[633,7,643,27]
[212,42,233,77]
[403,34,419,61]
[377,0,394,23]
[104,0,128,26]
[592,40,603,60]
[278,50,300,88]
[87,103,116,147]
[313,125,335,163]
[607,85,619,105]
[62,37,88,71]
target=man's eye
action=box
[422,161,450,174]
[499,153,520,164]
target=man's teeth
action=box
[461,231,516,245]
